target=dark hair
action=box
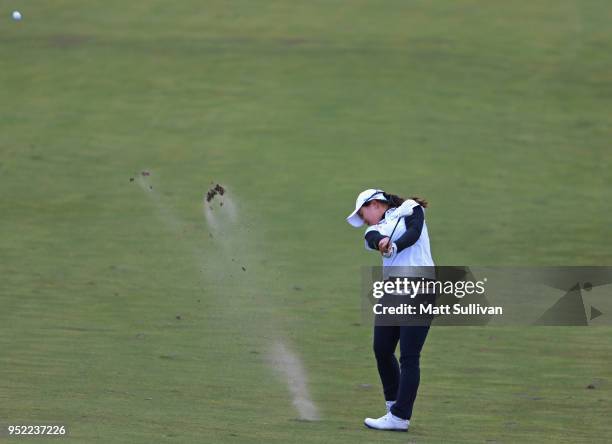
[364,192,428,209]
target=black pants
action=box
[373,323,430,420]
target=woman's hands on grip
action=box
[377,237,397,258]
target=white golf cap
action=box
[346,189,387,227]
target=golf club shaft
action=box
[384,214,403,253]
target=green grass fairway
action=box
[1,1,611,442]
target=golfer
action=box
[346,188,435,432]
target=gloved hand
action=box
[381,242,397,259]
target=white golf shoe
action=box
[364,411,409,431]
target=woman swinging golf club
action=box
[346,188,435,432]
